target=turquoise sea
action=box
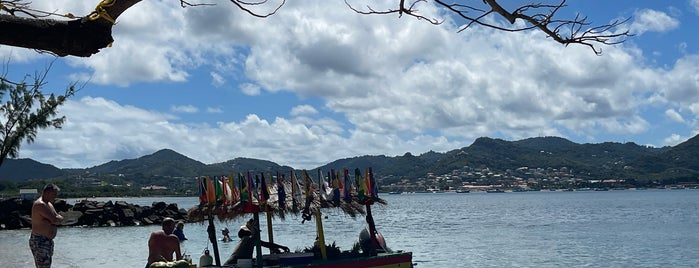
[1,189,698,267]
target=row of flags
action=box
[196,168,380,209]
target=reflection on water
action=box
[2,190,699,267]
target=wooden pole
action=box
[253,212,263,268]
[206,215,221,266]
[365,204,379,256]
[266,210,274,246]
[315,210,328,260]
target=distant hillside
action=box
[0,134,697,184]
[207,157,294,175]
[0,158,65,182]
[84,149,208,177]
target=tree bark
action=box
[0,0,142,57]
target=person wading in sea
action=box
[30,183,64,268]
[146,217,182,268]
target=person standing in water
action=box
[30,183,64,268]
[173,221,187,242]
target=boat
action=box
[186,168,414,268]
[486,189,505,193]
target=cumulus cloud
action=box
[663,133,684,146]
[240,83,261,96]
[11,1,699,168]
[665,109,684,123]
[629,9,680,35]
[21,97,460,168]
[290,105,318,116]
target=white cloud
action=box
[171,105,198,113]
[22,96,459,169]
[207,107,223,114]
[663,133,684,146]
[11,1,699,168]
[290,105,318,116]
[692,0,699,14]
[210,72,226,87]
[240,83,261,96]
[665,109,684,123]
[629,9,680,35]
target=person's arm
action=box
[261,241,290,252]
[36,202,63,224]
[173,236,182,260]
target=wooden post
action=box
[315,210,328,260]
[206,215,221,266]
[253,212,263,268]
[365,204,379,256]
[266,210,274,250]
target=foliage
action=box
[0,61,77,167]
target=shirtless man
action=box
[30,183,64,268]
[146,217,182,268]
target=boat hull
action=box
[288,252,413,268]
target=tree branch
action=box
[0,0,143,57]
[348,0,632,55]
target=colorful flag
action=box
[355,168,367,203]
[215,176,224,203]
[197,177,207,205]
[318,169,329,201]
[331,169,341,203]
[277,173,286,210]
[221,176,231,205]
[239,173,249,204]
[206,176,215,205]
[248,171,257,203]
[368,167,378,198]
[260,173,270,204]
[343,168,352,202]
[290,169,302,210]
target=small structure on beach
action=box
[19,188,38,200]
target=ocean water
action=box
[1,189,698,267]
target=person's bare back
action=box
[147,218,181,265]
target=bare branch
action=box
[347,0,632,55]
[227,0,285,18]
[345,0,442,25]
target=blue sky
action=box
[1,0,698,169]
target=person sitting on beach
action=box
[173,221,187,242]
[223,218,290,265]
[146,217,182,268]
[221,227,232,243]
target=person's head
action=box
[162,217,176,235]
[222,227,229,235]
[176,221,184,230]
[42,183,60,201]
[238,224,252,238]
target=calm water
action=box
[1,190,698,267]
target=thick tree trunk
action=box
[0,0,142,57]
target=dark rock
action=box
[0,199,188,230]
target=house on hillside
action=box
[19,188,38,200]
[141,185,167,190]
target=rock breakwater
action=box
[0,198,188,230]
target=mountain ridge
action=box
[1,135,696,185]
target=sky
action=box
[0,0,698,170]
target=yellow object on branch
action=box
[89,0,117,24]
